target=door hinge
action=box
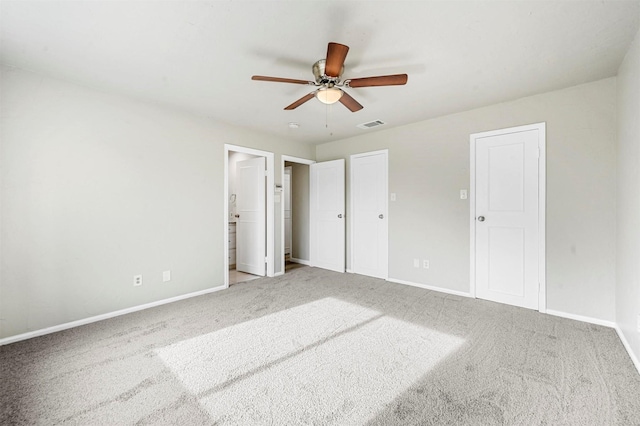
[265,256,268,263]
[264,170,268,176]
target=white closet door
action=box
[473,126,541,310]
[236,156,266,276]
[351,151,388,279]
[310,159,345,273]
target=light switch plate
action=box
[163,270,171,282]
[460,190,468,200]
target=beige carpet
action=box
[1,266,639,425]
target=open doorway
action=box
[281,155,315,274]
[224,144,275,287]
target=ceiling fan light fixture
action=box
[316,87,343,105]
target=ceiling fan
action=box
[251,42,408,112]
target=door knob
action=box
[235,214,240,218]
[338,214,343,218]
[477,216,485,222]
[379,214,384,219]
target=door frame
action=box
[349,149,389,279]
[280,155,315,275]
[224,144,275,288]
[469,122,546,312]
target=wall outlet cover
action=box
[163,270,171,282]
[133,274,143,287]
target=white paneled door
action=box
[310,159,345,273]
[236,156,266,276]
[472,124,545,310]
[351,151,388,279]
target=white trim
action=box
[273,271,284,277]
[615,326,640,375]
[225,144,275,288]
[387,277,472,298]
[281,155,316,165]
[289,257,311,266]
[350,149,390,158]
[349,149,389,280]
[280,155,315,275]
[469,122,547,312]
[537,124,547,313]
[0,285,226,346]
[545,309,616,328]
[469,139,477,298]
[346,269,354,273]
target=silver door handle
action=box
[379,214,384,219]
[338,214,343,218]
[477,216,485,222]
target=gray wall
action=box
[316,78,617,322]
[0,66,313,339]
[616,28,640,365]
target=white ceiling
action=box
[1,1,639,145]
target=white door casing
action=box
[279,155,315,274]
[350,150,388,279]
[470,123,546,311]
[284,167,292,257]
[236,156,266,276]
[310,159,345,273]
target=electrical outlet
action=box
[460,190,468,200]
[423,260,430,269]
[133,274,143,287]
[413,259,420,268]
[163,270,171,282]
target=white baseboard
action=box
[289,257,310,266]
[615,325,640,375]
[0,285,226,346]
[545,309,616,328]
[387,277,472,298]
[273,271,284,277]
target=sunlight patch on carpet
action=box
[154,297,465,424]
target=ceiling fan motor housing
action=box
[313,59,344,85]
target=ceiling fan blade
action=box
[325,42,349,77]
[339,91,363,112]
[347,74,408,88]
[284,92,316,110]
[252,75,312,85]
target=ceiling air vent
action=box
[357,119,386,130]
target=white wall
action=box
[616,29,640,365]
[0,66,313,339]
[316,78,617,322]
